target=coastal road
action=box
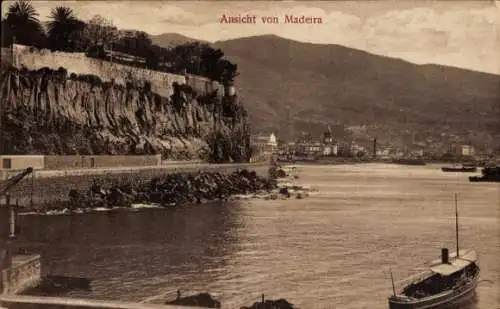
[0,295,207,309]
[22,162,270,179]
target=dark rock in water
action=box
[166,293,221,308]
[269,166,288,179]
[241,299,297,309]
[279,187,290,197]
[279,187,288,194]
[276,169,287,178]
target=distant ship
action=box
[392,158,426,166]
[441,164,477,173]
[388,195,479,309]
[469,166,500,182]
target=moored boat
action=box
[468,166,500,182]
[388,195,479,309]
[392,158,426,166]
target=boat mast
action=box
[390,270,396,296]
[454,193,459,258]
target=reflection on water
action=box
[17,203,241,302]
[14,164,499,309]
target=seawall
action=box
[5,162,271,209]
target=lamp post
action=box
[1,194,15,273]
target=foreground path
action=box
[0,295,207,309]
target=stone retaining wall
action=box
[1,254,41,295]
[6,163,271,208]
[43,155,162,170]
[1,45,224,98]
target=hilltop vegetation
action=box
[0,0,251,161]
[1,0,238,84]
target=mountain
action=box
[212,35,500,149]
[151,33,208,48]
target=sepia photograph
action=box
[0,1,499,309]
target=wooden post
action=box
[30,171,35,207]
[8,195,15,239]
[390,270,396,296]
[455,193,460,258]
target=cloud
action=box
[169,4,499,74]
[358,7,500,73]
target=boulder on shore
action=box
[240,299,297,309]
[166,292,221,308]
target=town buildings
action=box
[251,132,278,154]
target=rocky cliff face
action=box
[0,66,251,162]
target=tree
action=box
[217,59,239,85]
[145,49,159,69]
[3,0,47,48]
[83,15,118,49]
[134,31,152,58]
[47,7,86,51]
[171,42,206,74]
[200,46,224,80]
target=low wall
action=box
[5,163,271,208]
[0,155,162,180]
[1,254,41,295]
[0,156,44,170]
[2,45,224,98]
[43,155,162,170]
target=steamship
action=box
[388,196,480,309]
[441,164,477,173]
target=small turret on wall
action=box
[225,84,236,97]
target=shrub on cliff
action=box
[206,131,251,164]
[77,74,103,85]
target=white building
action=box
[461,145,475,156]
[268,133,278,150]
[251,132,278,154]
[323,145,339,156]
[410,149,424,157]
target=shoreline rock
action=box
[241,299,298,309]
[64,169,276,210]
[17,167,315,214]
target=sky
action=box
[2,0,500,74]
